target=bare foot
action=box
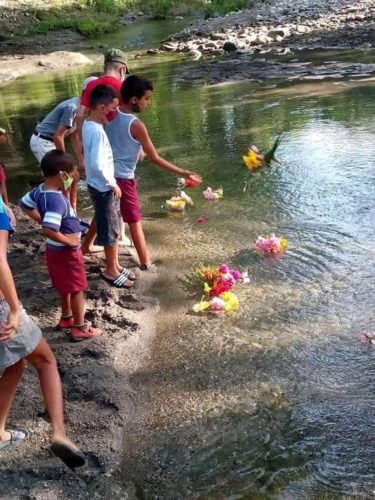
[82,244,104,255]
[51,436,85,469]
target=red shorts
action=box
[45,246,87,295]
[116,178,141,224]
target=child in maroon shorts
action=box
[105,75,201,270]
[20,150,101,342]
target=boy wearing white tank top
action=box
[105,75,202,270]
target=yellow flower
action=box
[193,301,210,313]
[243,149,262,170]
[204,282,211,294]
[220,292,240,313]
[166,199,186,211]
[280,236,288,250]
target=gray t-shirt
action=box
[35,97,80,137]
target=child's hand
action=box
[112,185,122,200]
[66,233,81,247]
[0,310,19,341]
[186,172,202,184]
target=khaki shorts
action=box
[30,134,56,164]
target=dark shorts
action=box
[0,210,13,233]
[45,246,87,295]
[88,185,120,246]
[116,178,142,224]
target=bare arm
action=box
[131,121,201,181]
[0,182,8,205]
[0,232,20,339]
[42,227,80,247]
[75,104,88,143]
[70,130,84,170]
[53,124,69,151]
[21,207,42,225]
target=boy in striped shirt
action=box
[20,150,100,342]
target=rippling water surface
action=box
[1,48,374,499]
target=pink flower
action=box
[230,270,242,280]
[209,297,226,311]
[219,264,229,274]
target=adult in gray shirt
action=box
[30,76,97,210]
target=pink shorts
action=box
[116,178,141,224]
[45,246,87,295]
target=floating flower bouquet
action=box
[177,177,201,189]
[243,135,282,191]
[193,264,249,315]
[164,191,193,212]
[357,331,375,345]
[202,187,223,200]
[256,234,288,256]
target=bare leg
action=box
[70,291,85,326]
[69,170,80,212]
[128,221,151,267]
[81,219,103,254]
[0,360,26,441]
[103,243,120,279]
[25,338,65,440]
[60,294,71,318]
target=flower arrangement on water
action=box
[193,264,249,315]
[255,234,288,256]
[202,187,223,200]
[164,191,193,212]
[357,331,375,345]
[243,135,281,171]
[177,177,201,189]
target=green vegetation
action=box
[17,0,259,38]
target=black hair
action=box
[89,84,119,109]
[121,75,153,103]
[40,150,76,177]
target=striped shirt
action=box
[20,184,81,248]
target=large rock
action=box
[269,26,290,38]
[37,51,92,69]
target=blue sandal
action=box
[0,429,29,449]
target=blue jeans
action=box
[88,185,120,247]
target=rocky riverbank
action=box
[160,0,375,57]
[0,206,158,499]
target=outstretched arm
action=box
[53,124,69,151]
[131,120,201,182]
[0,231,19,339]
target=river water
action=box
[0,25,374,499]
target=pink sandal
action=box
[70,322,101,342]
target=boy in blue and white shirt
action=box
[20,150,100,342]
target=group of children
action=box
[0,48,200,466]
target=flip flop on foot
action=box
[70,322,101,342]
[51,440,85,469]
[0,429,29,450]
[102,272,134,288]
[118,267,138,280]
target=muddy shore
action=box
[0,206,158,499]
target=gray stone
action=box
[269,26,290,38]
[223,41,238,52]
[296,25,311,33]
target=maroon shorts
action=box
[45,246,87,295]
[116,178,141,224]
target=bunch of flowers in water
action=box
[256,234,288,256]
[177,177,201,189]
[243,145,264,171]
[193,264,249,315]
[164,191,193,212]
[357,331,375,345]
[202,187,223,200]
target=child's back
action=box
[105,110,141,180]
